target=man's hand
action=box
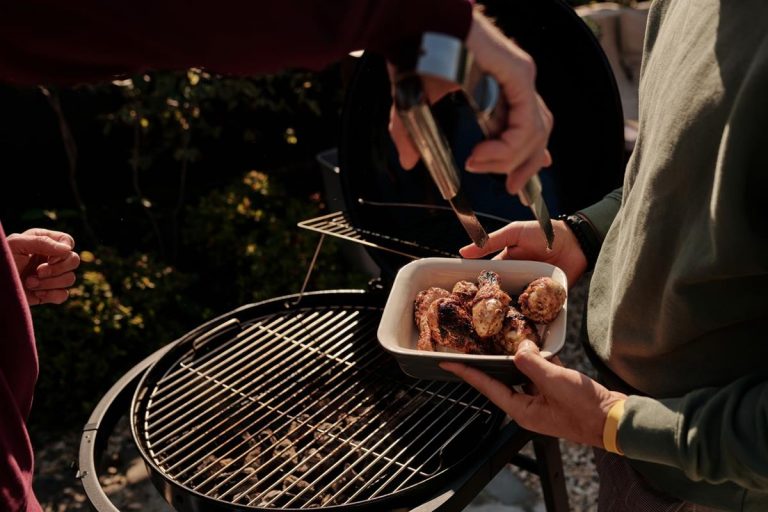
[7,228,80,305]
[441,340,627,449]
[388,9,553,195]
[459,219,588,286]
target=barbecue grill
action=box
[77,1,625,510]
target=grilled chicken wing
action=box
[470,271,511,338]
[451,280,478,303]
[415,287,451,323]
[518,277,566,324]
[493,307,540,355]
[414,287,451,351]
[416,314,434,351]
[427,297,483,353]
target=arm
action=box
[442,344,768,490]
[576,187,623,242]
[620,376,768,490]
[0,0,473,84]
[2,1,553,198]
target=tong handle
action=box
[394,75,461,201]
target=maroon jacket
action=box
[0,223,39,512]
[0,0,472,85]
[0,1,472,510]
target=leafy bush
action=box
[30,248,198,436]
[8,60,361,442]
[28,165,369,440]
[182,169,366,312]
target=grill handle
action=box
[76,346,171,512]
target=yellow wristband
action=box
[602,399,626,455]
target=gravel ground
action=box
[34,276,600,512]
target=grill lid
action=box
[131,292,503,511]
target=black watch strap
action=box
[557,213,601,271]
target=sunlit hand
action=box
[388,8,553,195]
[459,219,588,287]
[441,340,627,448]
[7,228,80,305]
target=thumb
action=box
[513,340,558,391]
[493,244,540,261]
[11,235,73,257]
[460,221,529,259]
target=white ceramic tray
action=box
[377,258,567,386]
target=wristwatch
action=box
[557,213,601,270]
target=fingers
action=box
[493,244,534,261]
[388,106,420,170]
[459,220,541,259]
[513,342,575,395]
[465,108,552,195]
[26,271,76,291]
[512,341,554,388]
[23,228,75,249]
[27,289,69,306]
[8,229,78,306]
[440,362,534,417]
[464,12,554,194]
[460,223,522,258]
[36,251,80,278]
[8,233,73,258]
[504,150,552,195]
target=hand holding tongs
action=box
[393,33,554,249]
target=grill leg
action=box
[533,435,570,512]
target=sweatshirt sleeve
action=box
[0,0,473,85]
[577,188,623,242]
[617,375,768,491]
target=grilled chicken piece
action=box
[417,314,434,351]
[471,271,511,338]
[518,277,566,324]
[414,287,451,351]
[427,297,483,353]
[451,280,478,303]
[415,287,451,324]
[493,307,540,355]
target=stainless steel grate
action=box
[298,211,457,260]
[137,304,499,509]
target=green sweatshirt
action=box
[580,0,768,510]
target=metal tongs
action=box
[394,33,554,249]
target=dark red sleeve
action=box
[0,223,42,512]
[0,0,472,85]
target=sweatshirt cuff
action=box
[617,395,682,468]
[577,188,622,241]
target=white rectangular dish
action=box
[377,258,567,386]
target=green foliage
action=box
[21,65,365,441]
[182,169,367,311]
[30,249,198,435]
[29,167,368,440]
